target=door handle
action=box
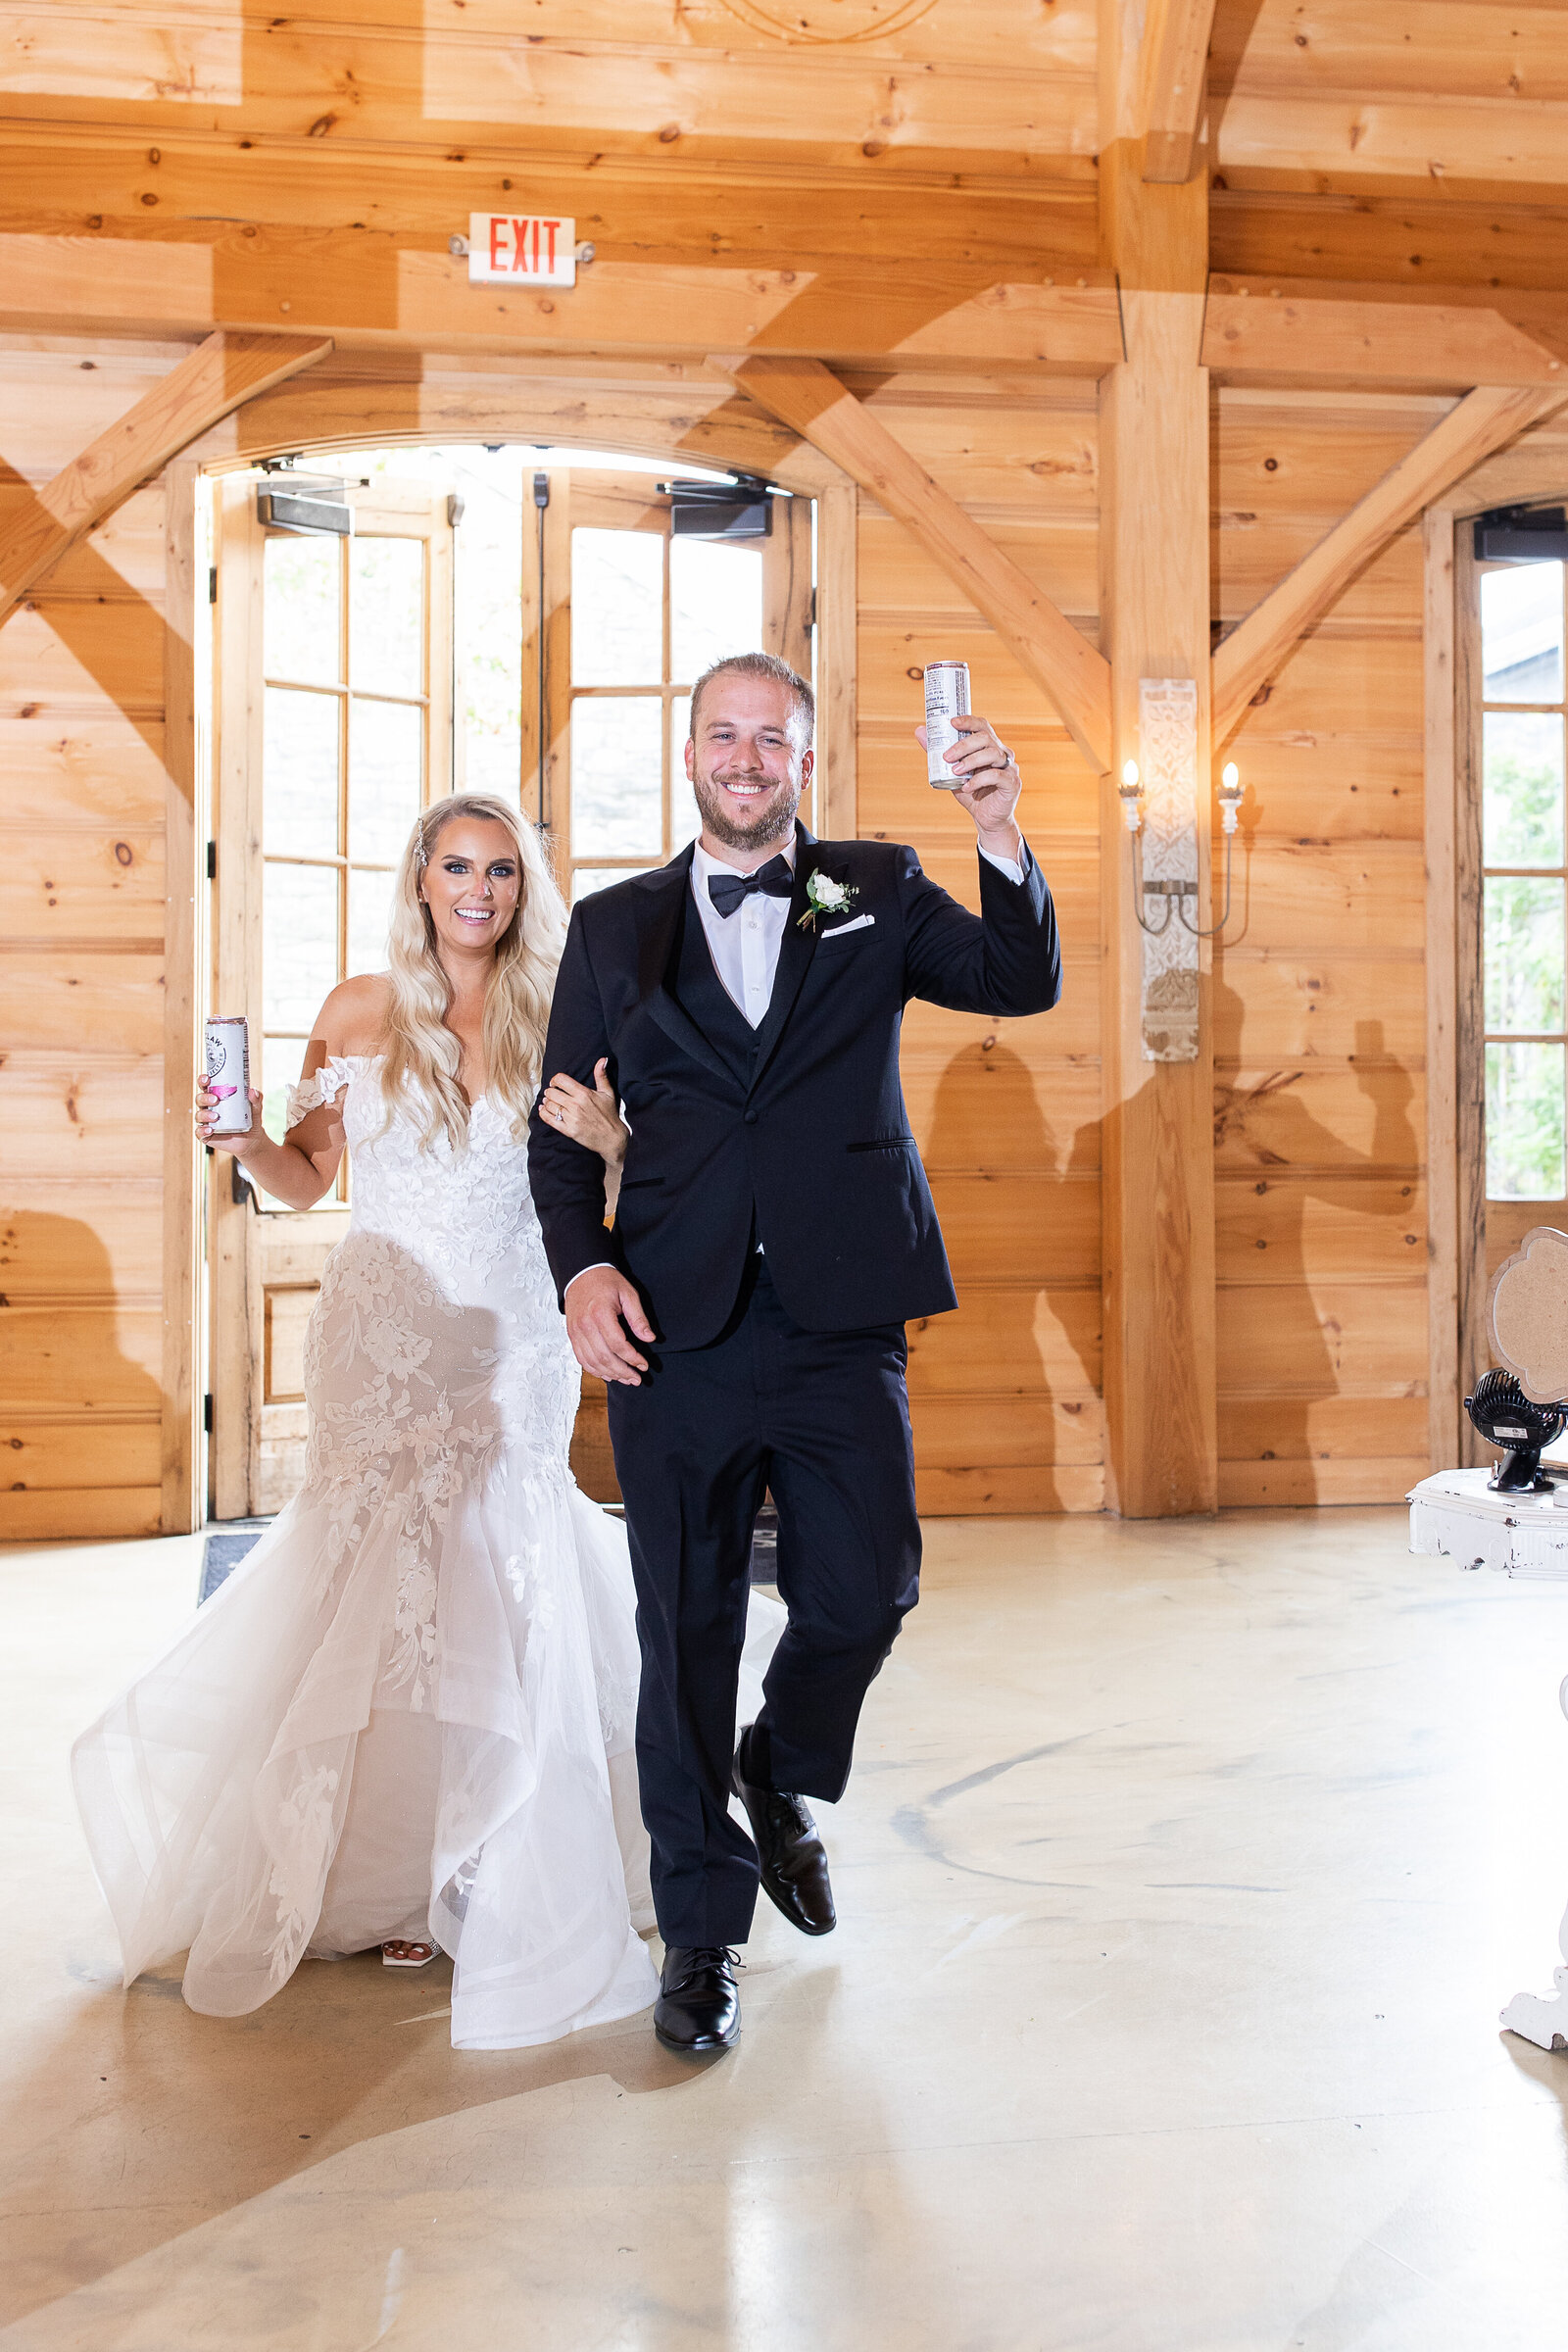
[231,1158,260,1209]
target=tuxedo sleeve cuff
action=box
[978,836,1031,885]
[564,1262,615,1296]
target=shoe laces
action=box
[666,1945,741,1991]
[765,1789,815,1838]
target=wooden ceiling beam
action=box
[727,355,1112,771]
[1138,0,1218,185]
[0,130,1100,271]
[1211,383,1568,747]
[0,232,1124,374]
[0,330,331,627]
[1204,278,1568,389]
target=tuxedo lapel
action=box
[631,853,739,1089]
[747,824,822,1095]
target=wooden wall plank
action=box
[1215,1175,1426,1283]
[0,1486,162,1542]
[0,1303,163,1411]
[0,828,165,940]
[1216,1279,1428,1394]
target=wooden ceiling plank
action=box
[1139,0,1219,185]
[727,354,1111,770]
[0,330,332,627]
[1211,383,1568,746]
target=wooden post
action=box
[1424,509,1461,1472]
[161,459,205,1534]
[1098,3,1218,1515]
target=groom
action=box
[529,653,1059,2053]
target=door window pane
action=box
[570,697,663,857]
[1485,876,1565,1034]
[571,529,662,685]
[670,538,764,682]
[669,695,701,848]
[349,697,423,862]
[265,537,340,686]
[1485,710,1565,867]
[264,864,339,1032]
[1487,1041,1566,1198]
[350,537,424,696]
[264,688,341,859]
[1483,563,1563,704]
[348,865,398,976]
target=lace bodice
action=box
[287,1054,546,1295]
[284,1054,589,1610]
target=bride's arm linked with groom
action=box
[527,650,1061,2058]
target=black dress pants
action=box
[607,1256,921,1947]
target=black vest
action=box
[669,886,762,1084]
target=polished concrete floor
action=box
[7,1509,1568,2350]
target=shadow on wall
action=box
[1210,986,1422,1502]
[918,1040,1100,1512]
[0,1212,164,1538]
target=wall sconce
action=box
[1117,755,1243,940]
[1119,678,1243,1062]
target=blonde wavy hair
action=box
[378,793,567,1150]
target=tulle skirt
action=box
[73,1454,776,2051]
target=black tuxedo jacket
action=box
[527,824,1060,1348]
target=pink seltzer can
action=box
[923,660,971,789]
[204,1015,253,1137]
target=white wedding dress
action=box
[74,1054,776,2051]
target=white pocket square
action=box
[821,913,875,939]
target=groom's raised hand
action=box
[564,1264,656,1386]
[914,713,1024,861]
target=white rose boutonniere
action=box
[798,869,858,932]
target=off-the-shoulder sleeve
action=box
[284,1054,361,1128]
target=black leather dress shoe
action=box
[654,1945,741,2053]
[732,1749,837,1936]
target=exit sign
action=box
[468,213,575,288]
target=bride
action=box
[74,792,772,2052]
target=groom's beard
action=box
[692,765,802,855]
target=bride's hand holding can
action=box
[195,1076,265,1156]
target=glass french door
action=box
[209,477,454,1518]
[1480,553,1568,1278]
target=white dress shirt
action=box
[563,828,1032,1292]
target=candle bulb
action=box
[1217,760,1243,836]
[1118,758,1144,835]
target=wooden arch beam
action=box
[725,354,1112,772]
[1211,382,1568,747]
[0,330,331,628]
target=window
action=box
[1481,559,1568,1200]
[259,528,431,1160]
[557,477,772,903]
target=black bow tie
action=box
[707,856,795,918]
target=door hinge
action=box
[209,564,218,604]
[203,1393,214,1435]
[206,839,217,881]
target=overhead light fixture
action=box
[658,473,773,541]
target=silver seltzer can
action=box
[204,1015,253,1137]
[924,660,971,788]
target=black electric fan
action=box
[1464,1369,1568,1494]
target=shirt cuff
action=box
[564,1262,615,1296]
[978,835,1030,885]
